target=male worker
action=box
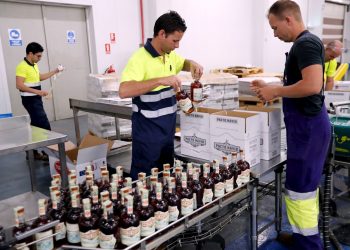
[324,40,343,90]
[16,42,63,160]
[250,1,331,249]
[119,11,203,179]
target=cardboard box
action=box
[236,106,281,160]
[181,108,220,160]
[325,90,350,108]
[334,81,350,91]
[210,111,260,166]
[44,133,113,184]
[238,77,282,96]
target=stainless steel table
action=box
[175,147,287,250]
[0,115,69,191]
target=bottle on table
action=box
[167,177,180,222]
[153,183,169,230]
[139,189,155,237]
[120,195,141,246]
[79,198,99,248]
[201,163,214,205]
[12,206,31,250]
[99,200,118,249]
[49,190,67,247]
[31,199,54,250]
[236,149,251,187]
[211,160,225,198]
[179,172,193,216]
[66,193,82,245]
[91,185,103,218]
[221,156,234,193]
[191,167,204,209]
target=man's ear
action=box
[158,29,166,39]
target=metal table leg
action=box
[27,149,37,192]
[250,178,258,250]
[58,142,68,188]
[114,117,121,140]
[275,166,283,234]
[73,108,81,145]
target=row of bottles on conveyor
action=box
[10,150,250,249]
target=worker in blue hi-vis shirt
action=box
[119,11,203,180]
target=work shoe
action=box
[277,232,294,247]
[41,151,49,162]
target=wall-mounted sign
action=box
[8,28,22,46]
[67,30,76,44]
[110,33,116,43]
[105,43,111,54]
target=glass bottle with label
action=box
[12,206,31,250]
[134,181,143,214]
[191,80,203,102]
[176,90,194,114]
[49,190,67,247]
[110,182,121,219]
[179,172,193,216]
[191,167,204,209]
[31,199,54,250]
[120,195,140,246]
[138,172,147,188]
[221,156,234,193]
[90,185,103,218]
[162,171,171,200]
[174,166,183,193]
[99,200,118,249]
[229,152,241,188]
[116,187,130,219]
[66,193,82,245]
[99,170,111,193]
[149,176,158,206]
[167,177,180,222]
[153,183,169,230]
[201,163,214,205]
[82,175,94,200]
[211,160,225,198]
[139,189,155,237]
[236,149,251,187]
[116,166,125,190]
[187,163,194,186]
[79,198,99,248]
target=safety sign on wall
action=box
[110,33,116,44]
[105,43,111,54]
[67,30,76,44]
[8,28,22,46]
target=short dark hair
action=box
[26,42,44,55]
[268,0,302,22]
[153,11,187,37]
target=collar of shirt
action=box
[24,57,35,67]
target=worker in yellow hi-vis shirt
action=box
[324,40,343,91]
[16,42,64,160]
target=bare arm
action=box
[325,76,334,91]
[119,75,182,98]
[182,59,203,80]
[40,68,59,81]
[16,76,48,96]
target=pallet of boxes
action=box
[87,73,132,140]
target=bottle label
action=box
[55,222,67,241]
[193,88,203,102]
[179,98,193,113]
[141,217,155,237]
[237,169,250,187]
[214,182,225,198]
[169,205,180,222]
[120,226,141,246]
[202,188,213,204]
[99,231,117,249]
[225,177,234,192]
[193,193,197,210]
[66,223,81,243]
[35,229,54,250]
[181,198,194,215]
[155,211,169,230]
[80,229,99,247]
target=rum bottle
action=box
[99,200,118,249]
[211,160,225,198]
[230,152,241,188]
[176,90,194,114]
[191,79,203,102]
[49,190,67,246]
[12,206,31,250]
[179,172,193,216]
[167,177,180,222]
[236,149,251,187]
[154,183,169,230]
[191,167,204,209]
[66,193,82,245]
[31,199,54,250]
[139,189,155,237]
[221,156,234,193]
[99,170,111,193]
[201,163,214,205]
[120,195,141,246]
[79,198,99,248]
[91,185,103,218]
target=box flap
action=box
[195,107,221,114]
[46,141,76,152]
[79,133,113,151]
[77,143,108,163]
[213,110,257,118]
[237,106,278,113]
[66,148,79,163]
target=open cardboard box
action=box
[44,133,113,184]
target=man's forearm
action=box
[40,70,58,81]
[119,79,161,98]
[325,77,334,91]
[277,79,323,98]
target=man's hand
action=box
[37,90,49,97]
[55,64,65,74]
[190,61,203,80]
[250,79,268,90]
[255,85,280,102]
[161,75,182,91]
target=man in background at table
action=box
[324,40,343,90]
[16,42,63,160]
